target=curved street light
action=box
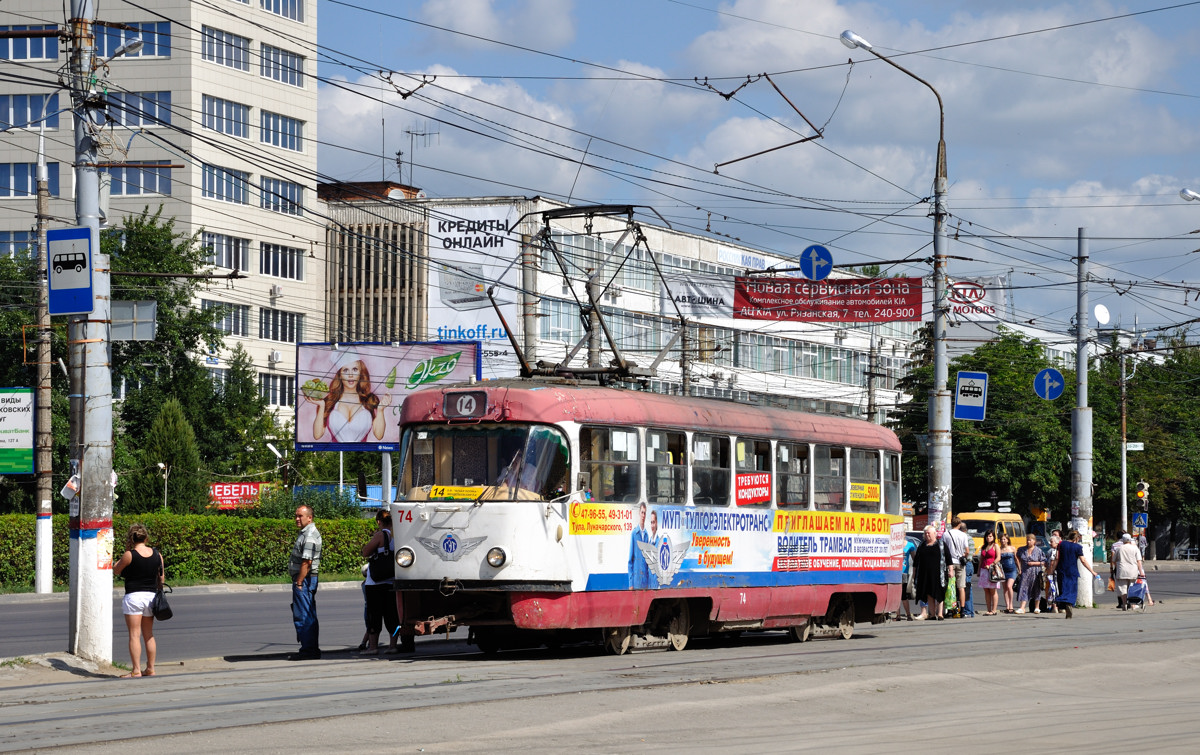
[1180,188,1200,202]
[841,30,952,521]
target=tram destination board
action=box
[733,277,922,323]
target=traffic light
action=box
[1135,480,1149,509]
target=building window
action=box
[0,26,59,60]
[260,44,304,87]
[259,307,303,343]
[1,93,59,129]
[0,162,59,197]
[260,177,303,215]
[108,161,171,195]
[201,299,250,336]
[0,230,34,257]
[106,91,170,127]
[208,367,231,392]
[201,95,249,138]
[259,373,295,407]
[97,21,170,58]
[540,299,583,343]
[202,163,250,204]
[260,243,304,280]
[261,0,303,22]
[201,26,250,70]
[260,111,303,151]
[203,232,250,271]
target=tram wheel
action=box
[667,601,690,651]
[604,626,632,655]
[789,618,814,643]
[837,603,855,640]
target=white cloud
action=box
[419,0,574,50]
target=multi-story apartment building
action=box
[0,1,321,411]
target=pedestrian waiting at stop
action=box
[361,509,400,654]
[999,532,1019,613]
[1112,533,1145,611]
[913,525,946,621]
[1049,529,1098,619]
[113,523,165,677]
[976,529,1001,615]
[1015,534,1046,613]
[941,517,972,618]
[289,505,323,660]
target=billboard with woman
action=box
[294,341,480,451]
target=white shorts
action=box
[123,591,156,617]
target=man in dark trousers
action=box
[289,505,323,660]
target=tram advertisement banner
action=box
[733,277,922,323]
[428,204,522,380]
[294,341,481,452]
[569,502,904,590]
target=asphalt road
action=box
[3,581,1200,753]
[4,570,1198,662]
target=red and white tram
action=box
[390,379,905,654]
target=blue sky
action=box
[315,0,1200,337]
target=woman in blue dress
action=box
[999,532,1019,613]
[1050,530,1099,619]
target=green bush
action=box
[217,487,364,520]
[0,513,375,589]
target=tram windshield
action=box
[399,423,570,502]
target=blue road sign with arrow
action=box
[1034,367,1065,401]
[954,371,988,421]
[799,244,833,281]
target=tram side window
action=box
[735,438,771,507]
[884,453,901,515]
[814,444,845,511]
[581,426,640,503]
[646,429,687,503]
[776,442,810,508]
[692,434,731,506]
[849,448,881,513]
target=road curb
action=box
[0,580,363,605]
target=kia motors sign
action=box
[209,482,270,509]
[928,275,1007,321]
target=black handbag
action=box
[151,584,173,621]
[367,549,395,582]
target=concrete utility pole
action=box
[34,113,54,594]
[1072,228,1095,608]
[67,0,115,663]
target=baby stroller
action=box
[1126,578,1149,611]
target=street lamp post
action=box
[841,30,952,523]
[156,462,170,511]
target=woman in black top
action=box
[113,523,164,677]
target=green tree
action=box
[125,398,207,513]
[891,328,1073,518]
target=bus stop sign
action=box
[47,227,93,316]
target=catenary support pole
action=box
[67,0,114,663]
[35,124,54,594]
[1072,227,1094,608]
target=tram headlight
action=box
[396,546,415,568]
[486,547,507,568]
